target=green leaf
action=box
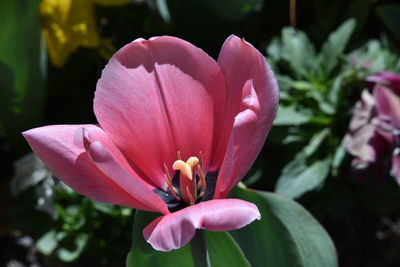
[127,210,194,267]
[331,139,346,177]
[302,128,330,157]
[275,157,332,199]
[204,231,250,267]
[56,233,89,262]
[348,39,400,72]
[230,187,338,267]
[281,27,316,78]
[266,37,284,64]
[327,75,343,106]
[273,105,311,126]
[318,19,356,75]
[155,0,171,22]
[275,129,332,198]
[36,230,58,256]
[0,0,46,154]
[307,90,335,115]
[291,81,314,91]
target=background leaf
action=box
[274,129,331,198]
[281,27,316,78]
[275,157,332,199]
[273,105,311,126]
[318,19,356,75]
[230,187,338,267]
[0,0,46,156]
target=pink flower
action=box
[344,88,392,172]
[344,89,380,167]
[345,70,400,182]
[374,85,400,180]
[366,71,400,93]
[23,36,279,251]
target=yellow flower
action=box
[40,0,132,67]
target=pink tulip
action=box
[23,35,279,251]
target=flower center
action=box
[154,151,217,212]
[164,152,207,205]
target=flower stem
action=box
[190,230,210,267]
[290,0,297,28]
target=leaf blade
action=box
[230,187,338,267]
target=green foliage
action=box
[0,0,46,155]
[127,186,337,267]
[275,130,332,198]
[230,187,338,267]
[11,181,133,266]
[127,210,250,267]
[267,19,400,199]
[3,0,400,266]
[317,19,356,75]
[204,231,250,267]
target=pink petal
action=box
[143,199,260,251]
[344,124,377,163]
[212,35,278,172]
[23,125,168,214]
[367,71,400,93]
[374,85,400,129]
[214,83,260,199]
[94,36,226,188]
[82,129,169,214]
[392,153,400,184]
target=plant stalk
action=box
[190,230,210,267]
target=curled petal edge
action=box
[143,199,261,251]
[214,81,260,199]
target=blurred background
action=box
[1,0,400,266]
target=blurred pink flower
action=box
[344,89,380,167]
[366,71,400,93]
[23,35,279,251]
[346,71,400,182]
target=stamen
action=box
[164,174,181,200]
[199,151,204,166]
[197,164,207,198]
[164,153,207,205]
[186,186,195,205]
[163,163,181,201]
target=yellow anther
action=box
[172,160,193,180]
[186,156,199,168]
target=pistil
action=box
[165,152,207,205]
[173,158,197,204]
